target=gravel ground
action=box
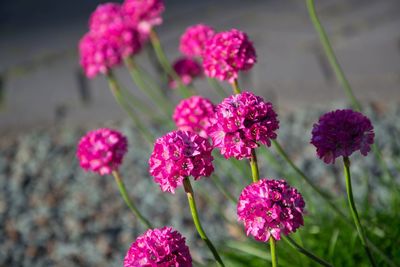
[0,104,399,266]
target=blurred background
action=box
[0,0,399,266]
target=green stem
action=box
[270,236,278,267]
[306,0,361,111]
[183,177,225,267]
[149,30,192,98]
[283,236,333,267]
[112,170,152,229]
[250,149,260,183]
[124,57,173,115]
[106,71,154,145]
[343,157,376,267]
[232,79,241,94]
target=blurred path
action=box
[1,0,399,131]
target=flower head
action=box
[122,0,165,35]
[89,3,124,35]
[179,24,215,58]
[149,130,214,193]
[173,96,215,138]
[124,227,192,267]
[209,92,279,160]
[203,29,256,83]
[237,179,305,242]
[79,32,121,78]
[311,109,375,164]
[77,128,128,175]
[169,57,202,89]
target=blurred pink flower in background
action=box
[180,24,215,58]
[237,179,305,241]
[77,128,128,175]
[124,227,192,267]
[203,29,257,83]
[149,130,214,193]
[173,96,215,138]
[169,57,202,89]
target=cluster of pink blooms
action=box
[180,24,215,58]
[202,29,257,83]
[237,179,305,242]
[149,130,214,193]
[77,128,128,175]
[173,96,216,138]
[209,92,279,160]
[311,109,375,164]
[169,57,203,89]
[124,227,192,267]
[79,0,165,78]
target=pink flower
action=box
[169,57,202,89]
[311,109,375,164]
[77,128,128,175]
[179,24,215,58]
[89,3,124,35]
[173,96,215,138]
[237,179,305,242]
[122,0,165,35]
[209,92,279,160]
[149,130,214,193]
[203,29,257,83]
[79,32,121,78]
[124,227,192,267]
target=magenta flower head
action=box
[77,128,128,175]
[173,96,215,138]
[209,92,279,160]
[79,32,121,78]
[237,179,305,242]
[149,130,214,193]
[311,109,375,164]
[122,0,165,35]
[179,24,215,58]
[89,3,124,35]
[169,57,202,89]
[203,29,257,83]
[124,226,192,267]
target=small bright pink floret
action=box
[173,96,215,138]
[311,109,375,164]
[124,227,192,267]
[203,29,257,83]
[169,57,202,89]
[79,32,121,78]
[149,130,214,193]
[77,128,128,175]
[179,24,215,58]
[209,92,279,160]
[237,179,305,242]
[122,0,165,35]
[89,3,124,35]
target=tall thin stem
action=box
[343,157,376,267]
[270,236,278,267]
[232,79,241,94]
[112,170,152,229]
[183,177,225,267]
[250,149,260,183]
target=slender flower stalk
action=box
[232,78,241,94]
[124,57,173,115]
[183,177,225,267]
[149,29,192,98]
[343,157,376,267]
[250,149,260,183]
[270,237,278,267]
[112,170,152,228]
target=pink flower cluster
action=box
[169,57,203,89]
[237,179,305,242]
[122,0,165,35]
[180,24,215,58]
[209,92,279,160]
[77,128,128,175]
[149,130,214,193]
[311,109,375,164]
[173,96,215,138]
[203,29,257,83]
[124,227,192,267]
